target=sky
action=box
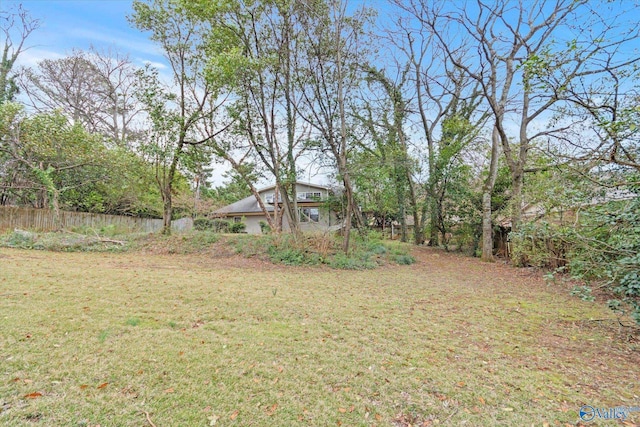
[3,0,339,186]
[5,0,166,71]
[4,0,637,187]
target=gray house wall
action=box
[214,182,338,234]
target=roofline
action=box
[213,201,326,216]
[213,212,268,217]
[257,181,331,192]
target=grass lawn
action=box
[1,246,638,426]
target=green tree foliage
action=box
[204,171,252,207]
[130,0,238,234]
[0,102,162,219]
[512,172,640,324]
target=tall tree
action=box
[381,5,489,247]
[194,0,311,237]
[0,103,109,228]
[19,48,142,147]
[362,67,415,243]
[296,0,371,251]
[415,0,640,246]
[130,0,235,234]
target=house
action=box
[212,182,338,234]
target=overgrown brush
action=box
[229,230,414,269]
[510,180,640,324]
[0,229,132,252]
[0,227,415,270]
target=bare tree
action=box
[131,0,235,234]
[362,67,415,243]
[0,4,40,104]
[20,48,142,147]
[220,1,314,237]
[386,10,489,246]
[295,0,370,251]
[396,0,639,260]
[425,0,638,227]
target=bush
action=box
[268,246,306,265]
[367,244,387,255]
[210,219,230,233]
[194,217,214,231]
[395,254,416,265]
[259,221,271,234]
[511,177,640,324]
[228,232,411,269]
[327,250,378,270]
[510,221,571,269]
[1,230,37,249]
[184,231,220,250]
[230,222,246,233]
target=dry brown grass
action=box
[0,247,638,426]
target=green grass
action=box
[0,248,638,426]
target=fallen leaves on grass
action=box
[229,410,239,420]
[23,392,42,399]
[266,404,278,416]
[393,412,434,426]
[97,382,108,389]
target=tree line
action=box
[1,0,639,308]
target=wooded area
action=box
[1,0,638,321]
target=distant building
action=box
[212,182,338,234]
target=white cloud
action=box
[15,48,65,68]
[140,59,167,70]
[68,27,164,59]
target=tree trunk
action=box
[429,197,439,246]
[162,186,172,235]
[51,187,61,231]
[510,169,525,265]
[511,167,524,234]
[481,191,493,260]
[481,125,500,261]
[274,185,283,233]
[279,183,301,238]
[405,171,423,245]
[249,184,277,232]
[343,189,353,253]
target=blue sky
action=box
[5,0,166,70]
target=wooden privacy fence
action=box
[0,206,193,233]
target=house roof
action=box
[212,194,273,216]
[256,181,331,192]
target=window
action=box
[297,192,322,200]
[233,216,242,223]
[299,207,319,223]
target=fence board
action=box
[0,206,192,233]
